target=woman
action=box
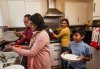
[51,19,70,69]
[5,13,51,69]
[13,14,32,45]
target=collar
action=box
[74,41,83,46]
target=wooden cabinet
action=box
[50,43,61,67]
[7,0,41,27]
[0,8,3,26]
[93,0,100,20]
[8,0,25,27]
[25,0,41,15]
[65,2,88,25]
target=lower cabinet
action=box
[50,43,61,67]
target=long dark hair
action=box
[30,13,47,31]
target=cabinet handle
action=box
[54,57,60,60]
[78,16,79,22]
[54,49,60,51]
[54,45,60,47]
[94,3,95,12]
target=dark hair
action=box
[30,13,47,31]
[72,28,85,36]
[61,19,69,26]
[24,14,31,18]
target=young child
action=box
[64,28,92,69]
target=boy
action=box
[64,28,92,69]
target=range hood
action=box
[44,0,64,18]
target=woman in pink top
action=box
[6,13,51,69]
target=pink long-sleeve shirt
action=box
[12,30,51,69]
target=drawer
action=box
[50,43,61,52]
[50,54,61,60]
[51,58,61,66]
[50,48,61,52]
[50,43,61,48]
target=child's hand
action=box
[77,56,85,61]
[63,51,70,55]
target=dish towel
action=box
[90,27,100,50]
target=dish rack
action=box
[0,52,21,69]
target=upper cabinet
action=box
[0,8,3,26]
[93,0,100,20]
[7,0,41,27]
[25,1,41,14]
[65,1,88,25]
[8,0,25,27]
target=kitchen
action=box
[0,0,100,69]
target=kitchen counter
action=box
[0,39,7,50]
[0,38,6,45]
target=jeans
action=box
[69,65,86,69]
[61,46,69,69]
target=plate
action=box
[3,31,19,41]
[3,65,25,69]
[61,53,80,61]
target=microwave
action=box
[93,20,100,26]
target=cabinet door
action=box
[8,0,25,27]
[93,0,100,19]
[25,1,41,15]
[50,43,61,66]
[65,2,88,25]
[65,3,78,25]
[0,8,3,26]
[76,3,88,25]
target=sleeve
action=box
[68,42,72,51]
[85,45,92,55]
[24,31,32,40]
[12,32,48,57]
[15,30,32,45]
[15,38,25,45]
[53,29,65,38]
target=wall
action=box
[0,0,10,26]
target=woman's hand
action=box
[15,32,23,37]
[3,45,13,52]
[10,42,16,45]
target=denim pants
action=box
[61,46,69,69]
